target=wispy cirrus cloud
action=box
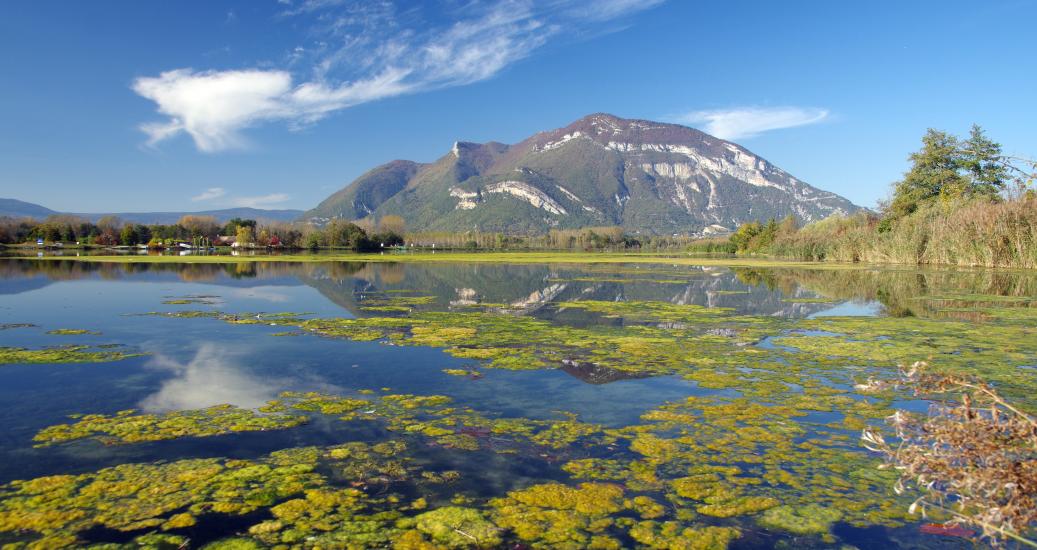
[190,187,289,208]
[134,0,665,152]
[229,193,291,208]
[674,106,830,140]
[190,187,227,202]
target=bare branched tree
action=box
[860,362,1037,547]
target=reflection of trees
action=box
[0,259,327,287]
[9,259,1033,322]
[0,259,94,282]
[377,263,406,285]
[734,267,1037,319]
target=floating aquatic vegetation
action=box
[0,453,322,544]
[146,311,312,325]
[33,404,309,446]
[489,482,626,549]
[562,459,629,481]
[557,300,737,324]
[0,345,142,365]
[405,506,502,547]
[45,329,102,335]
[358,295,437,313]
[151,307,778,377]
[757,504,843,535]
[0,441,448,548]
[161,294,221,305]
[626,520,740,550]
[105,268,1037,548]
[0,323,37,330]
[529,413,613,450]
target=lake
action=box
[1,257,1034,549]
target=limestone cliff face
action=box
[305,113,860,234]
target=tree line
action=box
[0,214,303,248]
[1,210,710,252]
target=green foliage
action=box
[729,216,796,253]
[222,217,256,236]
[885,125,1007,225]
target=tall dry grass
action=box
[769,196,1037,268]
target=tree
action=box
[235,225,255,247]
[178,215,219,238]
[887,129,967,221]
[119,225,139,246]
[324,220,368,248]
[729,221,762,252]
[96,215,123,233]
[885,126,1008,226]
[369,231,404,250]
[960,125,1008,198]
[304,231,322,250]
[134,224,151,245]
[377,215,406,235]
[222,218,256,236]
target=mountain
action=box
[0,199,58,219]
[0,199,302,225]
[72,208,305,225]
[307,160,421,220]
[306,113,861,234]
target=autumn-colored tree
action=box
[177,215,219,238]
[377,215,406,235]
[235,225,255,247]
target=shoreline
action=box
[3,250,1028,273]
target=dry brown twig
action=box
[859,361,1037,547]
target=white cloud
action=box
[190,187,289,208]
[135,0,666,152]
[564,0,666,21]
[191,187,227,202]
[675,106,830,140]
[230,193,291,208]
[134,69,295,152]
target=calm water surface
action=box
[2,258,1033,549]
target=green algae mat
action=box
[0,258,1035,548]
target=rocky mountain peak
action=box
[305,114,861,234]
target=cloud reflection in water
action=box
[140,343,281,412]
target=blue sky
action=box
[1,0,1034,212]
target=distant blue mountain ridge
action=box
[0,198,303,225]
